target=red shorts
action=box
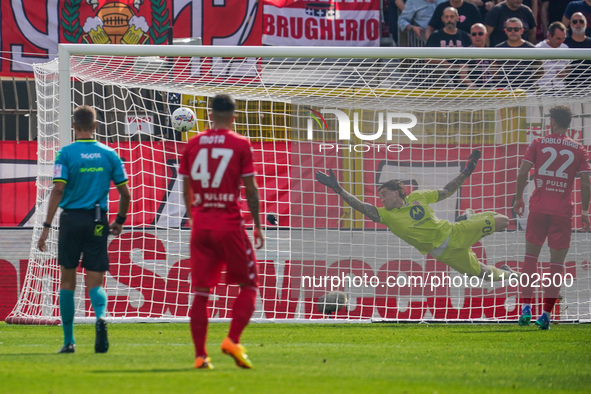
[526,211,572,250]
[190,227,258,289]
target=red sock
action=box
[228,286,257,343]
[543,261,564,315]
[520,253,538,305]
[190,291,210,357]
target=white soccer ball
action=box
[317,291,348,315]
[171,107,196,132]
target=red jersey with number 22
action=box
[179,128,255,230]
[523,133,591,217]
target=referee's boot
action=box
[95,318,109,353]
[58,343,75,353]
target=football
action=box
[316,291,348,315]
[171,107,196,132]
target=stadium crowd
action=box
[387,0,590,49]
[384,0,591,90]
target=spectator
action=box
[399,0,437,44]
[426,7,473,46]
[485,0,537,46]
[494,18,537,89]
[460,23,493,87]
[465,0,497,20]
[388,0,408,45]
[542,0,574,37]
[565,13,591,47]
[495,17,535,47]
[535,22,569,89]
[564,13,591,88]
[426,0,482,39]
[563,0,591,37]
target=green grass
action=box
[1,322,590,393]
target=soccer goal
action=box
[7,45,591,324]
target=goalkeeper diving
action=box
[316,150,515,281]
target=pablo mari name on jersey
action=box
[540,137,580,149]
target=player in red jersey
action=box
[513,106,591,329]
[179,94,264,369]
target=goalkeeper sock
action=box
[59,289,75,346]
[228,286,257,344]
[89,286,107,321]
[190,291,210,357]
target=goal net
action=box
[7,45,591,324]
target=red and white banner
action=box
[0,1,263,78]
[262,0,381,46]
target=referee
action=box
[37,105,131,354]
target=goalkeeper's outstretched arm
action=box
[315,169,381,223]
[437,149,481,202]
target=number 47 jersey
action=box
[523,133,591,217]
[179,128,255,230]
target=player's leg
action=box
[536,215,571,330]
[58,267,77,353]
[85,270,109,353]
[221,228,258,369]
[520,212,550,326]
[57,210,84,353]
[191,287,214,369]
[190,229,219,369]
[518,241,543,326]
[441,212,508,280]
[81,212,110,352]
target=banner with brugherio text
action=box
[0,0,263,77]
[262,0,381,46]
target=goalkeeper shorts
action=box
[432,212,496,277]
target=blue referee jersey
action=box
[53,139,128,211]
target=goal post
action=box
[7,45,591,324]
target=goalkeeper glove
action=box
[461,149,481,176]
[315,169,343,193]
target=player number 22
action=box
[190,148,233,188]
[538,147,575,179]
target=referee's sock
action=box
[89,286,107,320]
[59,289,75,346]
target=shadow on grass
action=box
[91,368,194,374]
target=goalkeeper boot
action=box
[455,208,475,222]
[95,318,109,353]
[58,343,75,353]
[221,337,253,369]
[518,305,532,326]
[195,356,214,370]
[535,313,551,330]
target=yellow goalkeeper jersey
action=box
[377,189,452,255]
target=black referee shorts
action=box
[58,209,110,272]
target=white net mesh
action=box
[7,46,591,323]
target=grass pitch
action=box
[1,321,590,393]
